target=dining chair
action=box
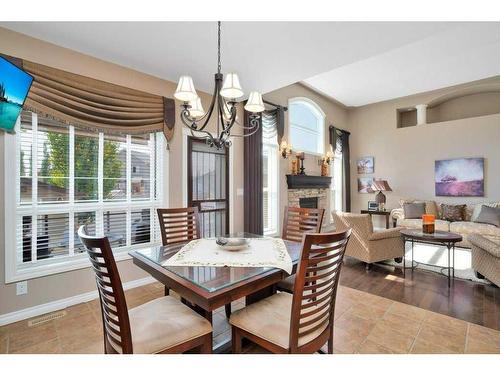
[156,207,200,297]
[277,206,325,293]
[78,225,213,354]
[230,230,351,354]
[157,207,232,318]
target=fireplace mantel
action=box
[286,175,332,189]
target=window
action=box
[331,151,343,212]
[262,118,279,236]
[288,98,325,155]
[5,111,164,282]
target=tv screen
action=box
[0,56,34,133]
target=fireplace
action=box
[299,197,318,209]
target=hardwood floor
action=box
[339,257,500,330]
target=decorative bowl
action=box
[216,237,250,251]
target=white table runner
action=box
[163,238,293,274]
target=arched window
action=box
[288,98,325,155]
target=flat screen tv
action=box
[0,56,34,133]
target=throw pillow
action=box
[399,199,438,216]
[403,202,426,219]
[471,202,500,222]
[425,201,439,216]
[474,205,500,227]
[440,204,466,222]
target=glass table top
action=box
[133,232,301,293]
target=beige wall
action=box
[3,26,498,318]
[264,83,349,230]
[348,78,500,228]
[0,27,245,315]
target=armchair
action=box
[332,212,404,269]
[469,234,500,287]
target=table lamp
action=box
[371,179,392,210]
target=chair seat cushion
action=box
[127,296,212,354]
[229,292,327,349]
[276,275,295,292]
[450,221,500,237]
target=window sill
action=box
[5,243,159,284]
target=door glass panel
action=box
[188,138,229,238]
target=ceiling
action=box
[2,22,500,106]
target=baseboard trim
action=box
[0,276,155,326]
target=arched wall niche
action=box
[397,82,500,127]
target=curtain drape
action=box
[329,125,351,212]
[243,110,264,234]
[3,54,176,140]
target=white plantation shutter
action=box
[9,110,164,281]
[262,125,279,236]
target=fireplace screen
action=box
[299,197,318,209]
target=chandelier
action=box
[174,22,265,149]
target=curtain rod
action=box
[263,99,288,111]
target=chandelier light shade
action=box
[244,92,265,113]
[188,96,205,118]
[220,73,244,99]
[175,22,264,149]
[174,76,198,102]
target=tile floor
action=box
[1,281,499,354]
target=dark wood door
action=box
[187,137,229,237]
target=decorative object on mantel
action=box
[286,174,331,189]
[291,158,298,175]
[174,21,265,149]
[371,179,392,210]
[320,162,329,177]
[435,157,484,197]
[280,140,292,158]
[357,156,374,174]
[357,177,374,194]
[296,152,306,175]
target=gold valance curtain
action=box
[19,59,175,140]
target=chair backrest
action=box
[157,207,201,246]
[333,211,372,250]
[78,226,132,354]
[282,206,325,243]
[289,229,351,353]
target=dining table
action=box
[128,232,301,351]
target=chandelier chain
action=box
[177,21,262,149]
[217,21,221,74]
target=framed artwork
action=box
[357,156,374,174]
[357,177,374,193]
[435,157,484,197]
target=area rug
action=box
[385,242,492,285]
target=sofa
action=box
[391,199,500,248]
[469,234,500,287]
[332,212,404,268]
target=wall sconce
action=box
[321,150,334,165]
[280,140,292,159]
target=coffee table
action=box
[400,229,463,288]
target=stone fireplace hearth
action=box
[288,188,328,210]
[286,174,331,212]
